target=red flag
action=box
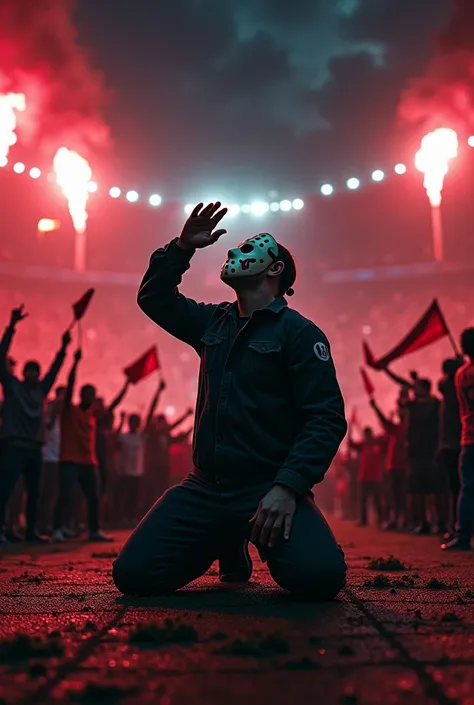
[124,346,160,384]
[365,299,450,370]
[362,340,376,368]
[349,407,359,426]
[73,289,95,321]
[360,367,375,397]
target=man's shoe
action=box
[413,523,431,535]
[52,530,65,543]
[441,538,471,551]
[219,539,252,583]
[25,531,50,544]
[88,530,114,542]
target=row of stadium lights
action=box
[3,134,474,216]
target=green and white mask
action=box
[220,233,278,282]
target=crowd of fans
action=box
[329,331,474,550]
[0,269,473,550]
[0,303,194,544]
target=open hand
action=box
[250,485,296,549]
[10,305,28,326]
[178,202,227,251]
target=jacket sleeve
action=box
[274,322,347,497]
[137,238,219,352]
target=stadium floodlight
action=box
[320,183,334,196]
[87,181,98,193]
[269,202,280,212]
[279,199,292,211]
[109,187,121,198]
[13,162,25,174]
[346,177,360,190]
[184,204,193,215]
[250,201,269,216]
[126,190,139,203]
[394,163,407,175]
[371,170,384,182]
[149,194,162,206]
[29,167,41,179]
[292,198,304,210]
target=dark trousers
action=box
[438,448,460,533]
[38,461,58,534]
[0,445,42,534]
[113,474,346,600]
[53,462,100,533]
[388,468,405,522]
[458,445,474,541]
[359,481,382,526]
[116,476,143,524]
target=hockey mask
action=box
[220,233,279,282]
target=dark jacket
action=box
[0,325,66,444]
[137,238,347,496]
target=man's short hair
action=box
[276,243,296,297]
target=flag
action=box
[362,340,376,368]
[360,367,375,397]
[124,346,160,384]
[364,299,450,370]
[349,407,359,427]
[72,289,95,321]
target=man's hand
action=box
[250,485,296,549]
[10,305,28,327]
[74,349,82,363]
[178,202,227,251]
[62,330,72,348]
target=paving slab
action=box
[0,518,473,704]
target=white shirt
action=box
[43,416,61,463]
[118,432,145,477]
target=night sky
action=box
[73,0,455,200]
[3,0,471,202]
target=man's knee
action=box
[112,550,175,596]
[270,550,347,601]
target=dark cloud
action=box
[7,0,456,197]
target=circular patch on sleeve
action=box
[313,342,330,361]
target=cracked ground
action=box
[0,519,473,705]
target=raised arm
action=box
[274,323,347,497]
[0,305,28,385]
[382,366,415,389]
[369,397,392,433]
[64,350,82,407]
[144,379,166,431]
[169,407,193,432]
[107,379,130,415]
[41,330,71,396]
[137,202,227,351]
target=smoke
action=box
[0,0,110,158]
[398,0,474,133]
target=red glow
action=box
[414,128,458,207]
[0,92,25,163]
[53,147,92,234]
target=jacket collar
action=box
[228,296,288,318]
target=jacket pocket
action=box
[200,333,225,372]
[244,340,283,392]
